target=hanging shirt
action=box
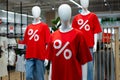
[24,22,50,60]
[15,54,25,72]
[0,52,8,77]
[47,28,92,80]
[72,12,102,47]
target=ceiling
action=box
[0,0,120,16]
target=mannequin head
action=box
[80,0,89,9]
[32,6,41,19]
[58,4,71,22]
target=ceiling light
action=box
[52,7,55,10]
[105,3,108,6]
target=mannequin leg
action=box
[87,48,94,80]
[34,59,45,80]
[48,63,52,80]
[82,63,87,80]
[26,59,34,80]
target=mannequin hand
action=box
[44,59,49,67]
[93,45,97,52]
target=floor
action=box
[0,70,49,80]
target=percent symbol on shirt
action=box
[53,40,72,60]
[78,19,90,31]
[28,29,39,41]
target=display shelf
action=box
[0,33,24,38]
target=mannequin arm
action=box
[93,34,97,52]
[44,45,49,67]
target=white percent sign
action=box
[28,29,39,41]
[53,40,72,60]
[78,19,90,31]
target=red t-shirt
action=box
[47,28,92,80]
[72,12,102,47]
[24,22,50,60]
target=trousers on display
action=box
[26,59,45,80]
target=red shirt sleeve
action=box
[72,15,79,29]
[44,24,50,45]
[77,31,92,65]
[46,35,53,60]
[93,14,102,34]
[23,26,29,44]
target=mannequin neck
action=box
[32,17,41,25]
[81,8,90,15]
[59,20,72,32]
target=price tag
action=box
[18,44,25,49]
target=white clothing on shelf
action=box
[15,54,25,72]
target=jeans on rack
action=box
[96,50,115,80]
[87,48,94,80]
[25,58,45,80]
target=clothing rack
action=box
[0,1,27,80]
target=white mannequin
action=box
[32,6,41,24]
[80,0,97,52]
[32,6,48,66]
[58,4,72,32]
[80,0,97,80]
[48,4,73,80]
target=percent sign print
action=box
[53,40,72,60]
[28,29,39,41]
[78,19,90,31]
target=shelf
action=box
[0,33,23,38]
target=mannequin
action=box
[58,4,72,32]
[72,0,102,80]
[80,0,97,52]
[80,0,90,15]
[32,6,41,24]
[47,4,92,80]
[24,6,50,80]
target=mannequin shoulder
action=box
[89,12,98,17]
[50,30,59,36]
[38,22,49,28]
[73,14,81,18]
[41,22,48,26]
[72,29,84,35]
[26,24,33,28]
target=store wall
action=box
[45,11,55,27]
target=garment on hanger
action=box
[8,49,16,66]
[15,54,25,72]
[0,36,8,77]
[0,52,8,77]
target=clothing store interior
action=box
[0,0,120,80]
